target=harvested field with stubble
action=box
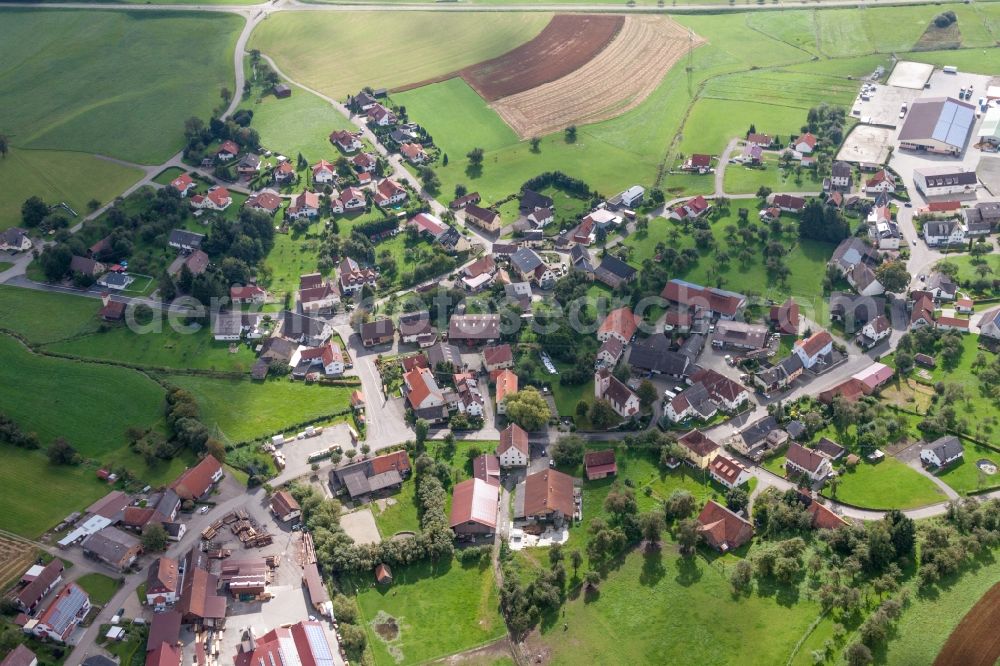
[461,14,623,100]
[491,16,703,139]
[0,535,37,592]
[934,581,1000,666]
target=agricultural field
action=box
[0,536,38,592]
[0,10,241,164]
[0,334,166,457]
[0,445,108,538]
[349,557,505,665]
[0,148,143,231]
[930,580,1000,666]
[823,456,946,510]
[163,375,354,444]
[0,285,101,344]
[249,12,551,100]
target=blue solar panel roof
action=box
[932,100,974,148]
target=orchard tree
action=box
[503,387,551,431]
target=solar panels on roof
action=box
[303,623,336,666]
[932,99,975,147]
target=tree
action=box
[339,624,367,653]
[220,87,232,105]
[676,518,701,556]
[415,419,430,448]
[39,244,72,282]
[575,400,589,418]
[466,147,484,166]
[548,543,563,567]
[21,196,49,227]
[570,550,583,576]
[664,489,696,521]
[589,399,618,429]
[454,184,467,197]
[206,438,227,464]
[585,570,601,590]
[530,137,541,152]
[565,126,577,142]
[503,387,551,431]
[0,134,8,158]
[845,642,873,666]
[726,488,749,513]
[875,260,911,293]
[640,512,664,547]
[48,437,79,465]
[637,380,658,408]
[756,186,772,201]
[550,434,585,467]
[730,559,752,593]
[142,523,169,552]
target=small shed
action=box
[273,84,291,98]
[374,563,392,585]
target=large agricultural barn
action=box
[897,97,976,155]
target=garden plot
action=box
[837,124,896,164]
[887,60,935,89]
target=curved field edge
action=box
[248,11,553,100]
[0,9,242,164]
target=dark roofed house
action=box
[584,450,617,480]
[594,255,637,289]
[331,451,411,500]
[1,645,37,666]
[472,454,501,485]
[770,297,799,335]
[360,319,395,347]
[920,435,964,468]
[168,229,204,252]
[448,314,500,346]
[82,527,141,571]
[14,559,64,613]
[426,341,463,370]
[697,500,753,552]
[661,279,746,320]
[519,189,553,213]
[785,442,833,482]
[177,549,226,625]
[628,334,690,378]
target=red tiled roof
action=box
[696,500,753,551]
[523,469,575,518]
[495,369,518,405]
[598,306,640,341]
[709,455,747,486]
[450,478,499,529]
[170,174,194,192]
[786,442,828,474]
[498,424,529,456]
[584,449,616,473]
[796,330,833,358]
[170,456,222,501]
[483,344,513,366]
[371,451,410,475]
[678,429,720,457]
[217,140,239,156]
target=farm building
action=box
[516,469,576,525]
[270,491,302,523]
[450,478,500,538]
[696,500,753,552]
[898,97,976,155]
[170,455,224,501]
[584,450,617,480]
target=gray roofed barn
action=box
[168,229,205,251]
[594,255,637,288]
[628,334,690,377]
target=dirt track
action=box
[934,581,1000,666]
[461,14,623,101]
[491,15,703,139]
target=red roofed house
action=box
[793,330,833,369]
[450,478,500,538]
[232,620,334,666]
[800,492,847,530]
[403,366,445,411]
[661,279,747,320]
[494,369,518,415]
[230,284,267,304]
[793,132,817,154]
[677,429,721,469]
[696,500,753,552]
[771,193,806,213]
[597,306,640,345]
[497,424,529,468]
[770,297,800,335]
[584,449,617,480]
[269,490,301,523]
[170,455,224,501]
[784,442,833,482]
[273,160,296,184]
[286,191,320,220]
[683,153,712,172]
[519,469,575,524]
[464,204,501,232]
[670,195,711,221]
[146,557,180,610]
[374,178,407,206]
[329,129,362,153]
[99,292,126,322]
[32,583,91,642]
[375,564,393,585]
[170,173,195,197]
[245,190,283,215]
[936,315,970,333]
[1,645,37,666]
[338,256,377,296]
[146,643,181,666]
[746,133,771,148]
[311,160,337,184]
[191,186,231,212]
[400,142,429,165]
[483,344,513,372]
[956,297,974,314]
[332,186,366,214]
[367,103,396,126]
[352,152,378,173]
[215,140,240,161]
[594,367,640,418]
[708,454,751,489]
[865,169,896,195]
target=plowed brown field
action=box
[462,14,624,101]
[935,581,1000,666]
[491,16,702,139]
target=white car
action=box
[198,506,210,515]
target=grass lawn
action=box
[0,10,241,164]
[263,221,329,303]
[75,573,121,605]
[934,254,1000,295]
[163,375,353,444]
[722,154,823,195]
[392,78,519,158]
[533,543,823,666]
[620,213,832,309]
[371,478,421,538]
[0,334,165,457]
[0,148,143,230]
[348,557,505,665]
[239,75,356,163]
[935,442,1000,496]
[823,456,946,509]
[152,167,185,186]
[885,557,1000,665]
[0,446,108,538]
[45,323,259,373]
[250,12,551,100]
